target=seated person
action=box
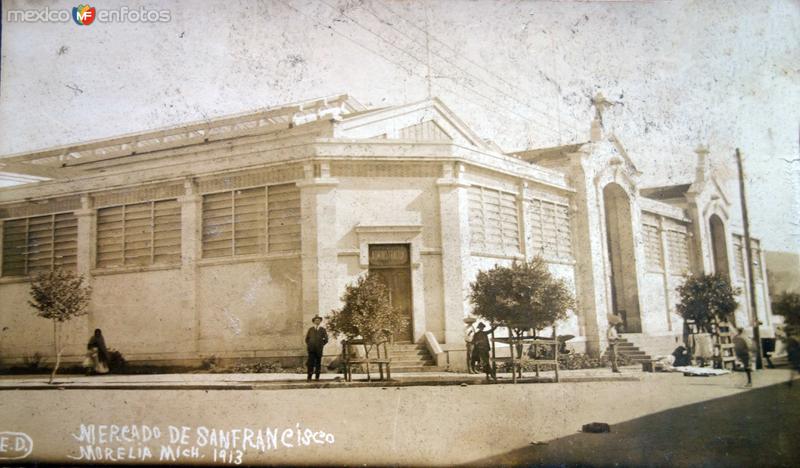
[671,344,691,367]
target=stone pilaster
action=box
[566,151,606,356]
[658,217,673,331]
[74,195,95,332]
[437,162,471,345]
[178,179,201,353]
[298,162,339,345]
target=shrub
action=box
[201,355,219,371]
[773,292,800,337]
[108,349,127,373]
[468,257,575,337]
[676,274,740,333]
[501,352,634,372]
[23,352,44,371]
[231,360,283,374]
[327,273,409,356]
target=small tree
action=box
[468,257,575,338]
[676,273,740,333]
[773,292,800,337]
[327,273,409,360]
[28,269,92,383]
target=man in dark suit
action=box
[305,315,328,381]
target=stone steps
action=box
[605,338,653,363]
[387,343,440,372]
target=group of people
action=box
[463,317,496,381]
[654,326,766,387]
[87,316,800,387]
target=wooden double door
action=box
[368,244,413,342]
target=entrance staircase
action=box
[606,336,653,363]
[389,342,441,372]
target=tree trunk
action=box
[364,344,372,382]
[49,320,61,384]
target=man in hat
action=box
[732,327,754,387]
[472,322,497,381]
[607,320,621,373]
[464,317,477,374]
[305,315,328,381]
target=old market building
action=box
[0,95,776,370]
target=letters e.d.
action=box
[0,432,33,460]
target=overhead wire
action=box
[373,0,587,132]
[314,0,574,141]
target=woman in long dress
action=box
[85,329,110,375]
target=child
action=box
[732,327,753,387]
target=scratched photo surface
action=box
[0,0,798,466]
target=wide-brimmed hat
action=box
[463,317,476,324]
[606,313,623,325]
[312,315,323,323]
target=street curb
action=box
[0,374,640,391]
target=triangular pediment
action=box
[333,98,491,150]
[689,173,731,205]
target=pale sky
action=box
[1,0,798,252]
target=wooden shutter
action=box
[53,213,78,269]
[97,199,181,268]
[733,235,745,280]
[483,188,503,253]
[554,203,572,258]
[499,191,520,255]
[123,202,152,266]
[202,187,267,258]
[667,230,690,274]
[153,199,181,264]
[2,213,77,276]
[469,186,520,256]
[642,224,663,271]
[528,198,571,260]
[267,184,300,253]
[233,187,266,256]
[202,191,234,258]
[751,240,763,281]
[2,218,27,276]
[468,187,485,251]
[97,206,124,268]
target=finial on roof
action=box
[694,144,710,183]
[590,92,613,141]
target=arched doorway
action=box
[603,183,642,333]
[709,214,729,276]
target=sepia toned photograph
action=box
[0,0,798,466]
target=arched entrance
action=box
[603,183,642,333]
[709,214,729,276]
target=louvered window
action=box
[267,184,301,253]
[96,199,181,268]
[751,240,763,281]
[2,213,78,276]
[468,186,520,256]
[733,235,745,280]
[642,224,663,271]
[666,230,690,274]
[202,184,301,259]
[527,198,572,259]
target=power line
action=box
[279,0,573,146]
[374,0,587,132]
[346,0,572,137]
[277,0,417,76]
[315,0,570,139]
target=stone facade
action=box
[0,95,776,368]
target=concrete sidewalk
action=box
[0,365,641,390]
